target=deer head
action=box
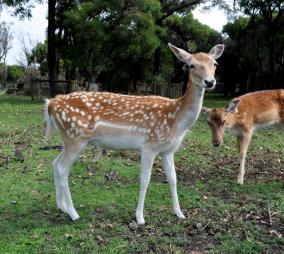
[202,99,240,146]
[168,43,224,90]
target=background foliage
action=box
[1,1,283,95]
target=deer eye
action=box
[214,62,218,67]
[189,64,195,69]
[222,120,226,125]
[207,120,212,126]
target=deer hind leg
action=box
[237,131,252,185]
[52,152,65,211]
[53,141,87,220]
[162,152,185,219]
[136,150,156,225]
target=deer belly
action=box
[227,127,242,137]
[88,121,148,149]
[90,134,145,150]
[253,120,280,131]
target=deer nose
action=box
[204,79,216,89]
[213,139,220,147]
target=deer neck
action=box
[174,76,205,135]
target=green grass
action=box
[0,93,283,253]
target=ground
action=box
[0,93,283,254]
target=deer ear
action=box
[209,44,225,59]
[168,43,191,63]
[202,107,212,114]
[225,99,240,113]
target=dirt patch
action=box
[177,150,283,186]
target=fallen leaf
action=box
[95,208,104,213]
[156,168,163,174]
[196,223,203,229]
[246,211,260,220]
[97,235,107,245]
[20,167,32,174]
[107,223,113,229]
[269,229,282,238]
[129,221,139,232]
[105,171,119,181]
[15,147,24,162]
[64,233,72,239]
[87,165,95,176]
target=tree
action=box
[17,34,37,68]
[6,64,25,83]
[0,0,44,90]
[0,22,13,63]
[226,0,284,88]
[0,21,13,63]
[61,0,160,91]
[48,0,57,97]
[221,1,284,94]
[0,0,43,18]
[30,42,48,75]
[153,0,205,76]
[0,22,13,88]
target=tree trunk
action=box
[153,47,161,76]
[48,0,57,98]
[268,41,275,88]
[153,18,162,77]
[88,75,99,92]
[2,64,7,89]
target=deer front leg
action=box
[54,142,87,220]
[237,131,252,185]
[136,150,156,225]
[162,152,185,219]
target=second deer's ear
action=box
[168,43,191,63]
[225,99,240,113]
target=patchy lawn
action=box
[0,93,283,253]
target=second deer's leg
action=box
[237,131,252,185]
[162,152,185,219]
[136,150,156,225]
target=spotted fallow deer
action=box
[44,43,224,224]
[203,89,284,185]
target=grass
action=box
[0,93,283,253]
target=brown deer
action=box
[44,43,224,224]
[203,89,284,185]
